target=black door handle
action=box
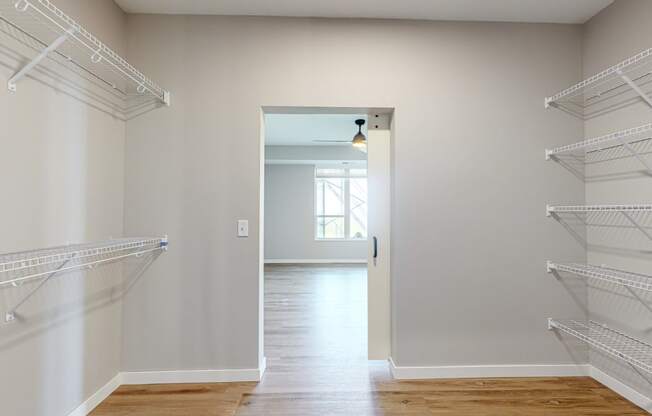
[373,236,378,259]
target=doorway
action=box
[259,107,393,377]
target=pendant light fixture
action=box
[351,119,367,152]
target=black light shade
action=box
[351,119,367,152]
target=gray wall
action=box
[582,0,652,397]
[0,1,127,415]
[122,15,586,371]
[264,164,367,261]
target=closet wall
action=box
[121,16,585,373]
[9,2,652,414]
[582,0,652,398]
[0,1,127,415]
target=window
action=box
[315,167,367,240]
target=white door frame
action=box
[258,106,394,366]
[367,112,392,360]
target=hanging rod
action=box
[548,319,652,374]
[545,47,652,119]
[3,0,170,106]
[1,237,168,323]
[545,123,652,176]
[547,262,652,292]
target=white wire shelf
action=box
[545,123,652,178]
[547,262,652,292]
[547,204,652,246]
[0,237,168,284]
[549,319,652,374]
[545,48,652,119]
[0,237,168,322]
[547,204,652,214]
[0,0,170,110]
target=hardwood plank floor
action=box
[91,264,646,415]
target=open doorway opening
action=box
[260,107,392,381]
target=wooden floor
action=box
[92,264,645,415]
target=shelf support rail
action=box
[7,27,75,92]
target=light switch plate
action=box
[238,220,249,237]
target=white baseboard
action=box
[388,357,591,379]
[265,259,367,264]
[389,358,652,413]
[71,360,652,415]
[122,366,264,385]
[590,366,652,413]
[68,360,267,415]
[67,373,122,416]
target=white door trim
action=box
[367,112,392,360]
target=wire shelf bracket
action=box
[7,25,72,92]
[1,236,168,323]
[617,69,652,109]
[3,0,171,106]
[4,253,74,322]
[547,261,652,292]
[545,123,652,177]
[548,319,652,375]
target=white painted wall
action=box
[121,15,585,372]
[582,0,652,400]
[264,164,367,262]
[0,1,127,415]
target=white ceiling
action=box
[265,114,367,146]
[115,0,613,24]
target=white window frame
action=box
[314,166,367,241]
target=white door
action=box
[367,113,391,360]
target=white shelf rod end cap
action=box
[546,261,555,273]
[5,312,15,323]
[164,91,171,106]
[547,318,556,330]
